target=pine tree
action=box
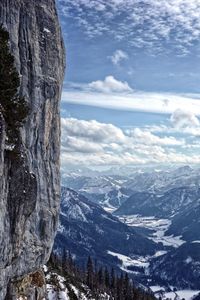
[48,252,157,300]
[116,273,124,300]
[104,267,110,288]
[0,25,29,149]
[61,248,67,272]
[68,250,74,272]
[86,256,94,289]
[110,268,116,288]
[123,273,130,300]
[97,267,104,286]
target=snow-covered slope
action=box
[149,242,200,289]
[62,166,200,211]
[62,174,128,194]
[115,186,200,219]
[166,202,200,242]
[60,166,200,293]
[124,166,200,193]
[45,266,109,300]
[54,187,159,273]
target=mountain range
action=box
[56,166,200,295]
[54,187,160,273]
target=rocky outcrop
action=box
[0,0,65,298]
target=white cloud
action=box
[62,89,200,116]
[170,109,200,128]
[110,50,128,65]
[61,137,103,153]
[61,118,126,143]
[88,76,133,93]
[182,127,200,137]
[144,122,200,141]
[60,117,200,168]
[58,0,200,55]
[130,128,185,146]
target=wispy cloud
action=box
[58,0,200,55]
[62,88,200,116]
[109,50,129,65]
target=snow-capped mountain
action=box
[62,166,200,211]
[82,187,134,209]
[124,166,200,194]
[166,203,200,242]
[60,166,200,294]
[61,173,133,209]
[62,174,128,194]
[54,187,160,273]
[115,186,200,219]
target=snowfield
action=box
[104,206,117,213]
[118,215,185,247]
[107,249,167,275]
[108,250,150,270]
[151,287,200,300]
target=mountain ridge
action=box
[54,187,160,274]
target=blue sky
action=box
[56,0,200,170]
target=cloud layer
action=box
[62,88,200,116]
[61,117,200,168]
[58,0,200,55]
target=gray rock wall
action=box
[0,1,65,298]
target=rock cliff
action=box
[0,0,65,298]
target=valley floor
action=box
[108,214,200,300]
[150,288,200,300]
[118,215,185,248]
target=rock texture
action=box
[0,0,65,298]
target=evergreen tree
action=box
[0,25,29,149]
[111,268,116,289]
[86,256,94,289]
[123,273,131,300]
[97,267,104,286]
[48,252,156,300]
[68,250,74,272]
[104,266,110,288]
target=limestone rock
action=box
[0,1,65,298]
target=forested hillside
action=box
[46,252,156,300]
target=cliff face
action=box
[0,0,65,298]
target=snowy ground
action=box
[114,215,199,299]
[106,214,185,277]
[118,215,185,247]
[150,286,200,300]
[46,273,70,300]
[107,215,184,276]
[107,250,167,276]
[108,250,150,271]
[44,266,110,300]
[104,206,117,213]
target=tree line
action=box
[49,250,156,300]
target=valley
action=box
[118,215,185,247]
[57,166,200,299]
